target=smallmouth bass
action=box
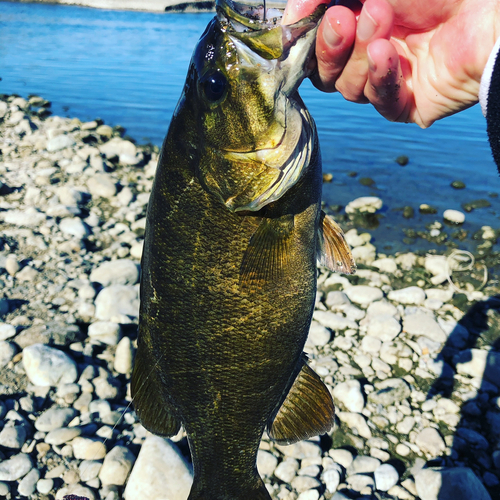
[131,1,355,498]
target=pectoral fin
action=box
[240,215,294,286]
[317,211,356,274]
[268,356,335,444]
[131,342,181,437]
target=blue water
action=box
[1,1,499,250]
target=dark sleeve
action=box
[487,49,500,173]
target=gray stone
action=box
[88,321,122,346]
[388,286,426,304]
[415,428,446,457]
[23,343,78,386]
[367,315,401,341]
[0,341,17,369]
[347,455,381,474]
[344,285,383,305]
[455,349,500,386]
[0,423,26,449]
[0,453,33,481]
[99,137,136,160]
[18,468,40,496]
[94,285,140,323]
[47,134,75,152]
[415,467,491,500]
[124,436,192,500]
[35,407,77,432]
[90,259,139,286]
[45,427,82,445]
[14,321,82,348]
[332,379,364,413]
[374,464,399,491]
[79,460,103,481]
[99,446,136,486]
[337,412,372,439]
[60,217,91,238]
[312,310,357,331]
[0,323,16,341]
[87,174,117,198]
[368,378,411,406]
[346,473,375,491]
[403,312,447,343]
[114,336,134,374]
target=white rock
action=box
[72,437,107,460]
[0,341,17,369]
[37,478,54,495]
[87,174,117,198]
[18,468,40,496]
[90,259,139,286]
[322,468,340,493]
[35,407,77,432]
[332,379,365,413]
[372,258,397,274]
[114,336,134,374]
[3,208,46,228]
[415,467,491,500]
[59,217,90,238]
[351,243,377,264]
[99,137,136,159]
[443,209,465,224]
[23,344,78,386]
[88,321,122,346]
[257,450,278,477]
[0,453,33,481]
[366,315,401,341]
[297,490,320,500]
[99,446,136,486]
[274,458,299,483]
[0,323,16,341]
[276,441,322,459]
[45,427,82,445]
[366,300,398,317]
[415,428,446,457]
[345,196,383,214]
[368,378,410,406]
[94,285,140,323]
[403,312,447,343]
[361,335,382,354]
[55,484,96,500]
[46,134,75,152]
[388,286,426,305]
[124,436,192,500]
[346,473,375,491]
[424,256,448,277]
[312,311,357,331]
[337,412,372,439]
[348,455,380,474]
[374,464,399,492]
[325,291,351,308]
[344,285,383,305]
[291,475,321,492]
[329,449,353,469]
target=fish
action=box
[131,1,356,498]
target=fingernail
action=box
[324,18,343,48]
[367,45,376,72]
[357,6,378,41]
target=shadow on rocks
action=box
[426,295,500,498]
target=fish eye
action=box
[202,71,227,103]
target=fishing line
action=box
[445,249,488,296]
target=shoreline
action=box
[2,0,286,12]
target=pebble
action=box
[45,426,82,445]
[415,428,446,457]
[348,455,380,474]
[337,412,372,439]
[332,379,365,413]
[37,478,54,494]
[275,458,299,483]
[94,285,140,322]
[387,286,426,305]
[90,259,139,286]
[366,314,401,341]
[368,378,411,406]
[345,196,383,214]
[23,343,78,386]
[0,452,33,481]
[403,312,447,343]
[47,133,76,152]
[35,407,77,432]
[88,321,122,345]
[99,446,136,486]
[87,174,117,198]
[344,285,383,305]
[322,468,341,493]
[374,464,399,491]
[72,437,107,460]
[0,322,16,341]
[59,217,91,238]
[329,449,353,469]
[257,450,278,477]
[114,336,134,374]
[443,209,465,224]
[18,467,40,496]
[0,423,27,449]
[0,340,17,368]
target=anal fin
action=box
[317,210,356,274]
[268,356,335,445]
[131,342,181,437]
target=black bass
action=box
[131,1,355,498]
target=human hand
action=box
[283,0,500,127]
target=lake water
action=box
[1,1,499,252]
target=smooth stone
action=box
[3,208,46,227]
[90,259,139,286]
[59,217,90,238]
[312,310,357,331]
[326,291,351,308]
[45,427,82,445]
[99,446,136,486]
[14,321,82,348]
[344,285,383,305]
[372,257,397,274]
[347,455,380,474]
[274,458,299,483]
[415,428,446,457]
[361,335,382,354]
[88,321,122,346]
[94,285,140,323]
[403,312,447,343]
[443,209,465,224]
[396,416,416,434]
[332,379,365,413]
[47,134,75,152]
[18,468,40,496]
[329,449,353,469]
[37,478,54,494]
[345,196,383,214]
[87,174,117,198]
[23,343,78,386]
[114,336,134,374]
[57,186,87,206]
[346,473,375,491]
[276,441,322,459]
[124,436,192,500]
[93,376,121,400]
[337,412,372,439]
[297,490,320,500]
[366,300,398,318]
[72,437,107,460]
[455,349,500,386]
[35,407,77,432]
[351,243,376,264]
[322,468,341,493]
[0,341,17,369]
[0,423,26,449]
[374,464,399,491]
[415,467,491,500]
[0,323,16,341]
[367,315,401,341]
[368,378,411,406]
[0,453,33,481]
[257,450,278,477]
[388,286,426,305]
[291,475,321,492]
[79,460,103,482]
[99,137,136,159]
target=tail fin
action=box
[188,478,271,500]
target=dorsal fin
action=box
[317,211,356,274]
[268,356,335,444]
[131,342,181,437]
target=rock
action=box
[55,484,96,500]
[88,321,122,345]
[337,412,372,439]
[59,217,90,238]
[361,335,382,354]
[257,450,278,477]
[35,407,77,432]
[0,423,26,449]
[37,478,54,494]
[312,310,357,331]
[93,375,121,400]
[291,475,321,492]
[297,490,320,500]
[372,257,397,274]
[45,427,82,445]
[367,315,401,341]
[0,341,17,369]
[366,300,398,317]
[332,379,365,413]
[87,174,117,198]
[443,209,465,224]
[345,196,383,214]
[347,456,380,474]
[455,349,500,385]
[351,243,377,264]
[124,436,192,500]
[23,343,78,386]
[14,321,82,348]
[368,378,411,406]
[99,446,136,486]
[397,416,416,434]
[325,291,351,308]
[415,467,491,500]
[72,437,107,460]
[18,468,40,496]
[46,134,75,152]
[374,464,399,491]
[99,137,136,160]
[114,336,134,374]
[322,468,341,493]
[415,428,446,457]
[0,323,16,340]
[329,449,353,468]
[276,441,322,459]
[0,453,33,481]
[274,458,299,483]
[94,285,140,323]
[403,312,447,343]
[3,208,46,227]
[344,285,383,305]
[388,286,426,304]
[96,124,114,138]
[90,259,139,286]
[346,473,375,491]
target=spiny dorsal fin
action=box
[131,342,181,437]
[268,356,335,445]
[317,211,356,274]
[240,214,294,286]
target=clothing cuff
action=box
[480,37,500,117]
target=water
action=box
[1,1,499,252]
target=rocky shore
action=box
[1,92,500,500]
